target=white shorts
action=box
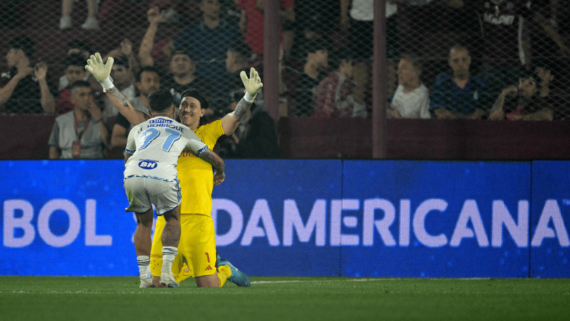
[123,176,181,215]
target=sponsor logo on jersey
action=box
[149,118,173,124]
[205,265,213,271]
[138,160,158,170]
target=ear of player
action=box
[240,67,263,95]
[85,52,115,92]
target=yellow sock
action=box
[217,265,231,287]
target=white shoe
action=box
[60,16,72,30]
[81,17,99,30]
[139,273,153,288]
[160,272,179,288]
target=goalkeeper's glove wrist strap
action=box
[99,76,114,93]
[244,90,257,103]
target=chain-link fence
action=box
[1,0,570,158]
[284,0,570,121]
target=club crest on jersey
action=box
[138,159,158,170]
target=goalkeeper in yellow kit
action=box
[149,73,260,287]
[87,54,262,288]
[150,69,262,288]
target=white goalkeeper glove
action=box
[240,67,263,102]
[85,52,114,92]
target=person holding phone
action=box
[488,70,554,121]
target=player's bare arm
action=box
[85,52,147,126]
[221,67,263,135]
[124,151,133,165]
[199,149,225,186]
[106,87,147,125]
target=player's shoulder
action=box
[197,120,225,140]
[129,119,148,134]
[197,120,222,132]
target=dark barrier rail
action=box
[3,115,570,160]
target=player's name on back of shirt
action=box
[146,118,185,132]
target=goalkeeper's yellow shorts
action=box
[150,214,217,282]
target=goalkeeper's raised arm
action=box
[220,67,264,135]
[85,53,147,126]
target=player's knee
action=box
[163,211,179,224]
[135,213,153,228]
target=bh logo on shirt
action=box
[138,160,158,170]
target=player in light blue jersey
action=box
[86,54,225,288]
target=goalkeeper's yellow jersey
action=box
[177,120,225,216]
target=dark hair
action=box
[533,58,554,76]
[228,40,252,61]
[449,45,470,56]
[520,70,542,89]
[67,40,92,54]
[135,66,160,83]
[180,89,209,110]
[64,54,86,70]
[148,89,174,112]
[10,36,35,59]
[400,53,423,75]
[70,80,92,96]
[304,39,330,57]
[330,48,354,71]
[170,49,193,62]
[113,55,130,69]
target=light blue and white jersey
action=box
[124,116,208,181]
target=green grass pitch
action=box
[0,277,568,320]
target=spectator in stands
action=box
[294,39,329,117]
[167,0,242,93]
[421,0,483,73]
[105,38,140,80]
[291,0,338,60]
[140,8,219,117]
[49,81,108,159]
[488,70,554,121]
[389,54,430,119]
[313,48,367,118]
[102,56,135,120]
[0,36,57,115]
[111,67,158,150]
[162,49,216,108]
[139,7,166,68]
[218,90,280,159]
[67,40,92,59]
[59,41,94,91]
[60,0,99,30]
[478,0,533,93]
[341,0,401,101]
[430,46,491,119]
[237,0,295,56]
[226,40,253,94]
[56,54,90,115]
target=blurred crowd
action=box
[1,0,570,159]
